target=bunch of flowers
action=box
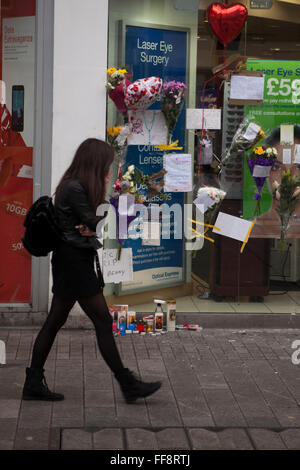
[107,67,131,115]
[110,165,167,257]
[107,68,128,92]
[272,170,300,252]
[107,125,131,166]
[161,81,187,144]
[191,186,226,256]
[247,145,278,216]
[217,120,265,172]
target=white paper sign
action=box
[17,165,33,179]
[127,110,168,145]
[294,144,300,163]
[252,165,272,177]
[142,221,161,246]
[230,75,265,101]
[186,108,221,130]
[282,148,292,165]
[163,154,192,192]
[280,125,294,145]
[243,122,261,141]
[102,248,133,283]
[0,80,6,105]
[193,194,215,213]
[213,212,253,242]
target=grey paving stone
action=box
[0,440,14,450]
[156,428,190,450]
[202,389,247,427]
[18,402,52,429]
[14,428,50,450]
[126,428,158,450]
[61,428,93,450]
[188,428,221,450]
[85,389,114,408]
[249,428,287,450]
[0,399,20,419]
[116,402,151,428]
[85,407,119,427]
[49,427,61,451]
[0,419,17,441]
[217,428,253,450]
[93,428,124,450]
[280,428,300,450]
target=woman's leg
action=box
[77,292,124,374]
[77,292,161,403]
[30,295,76,369]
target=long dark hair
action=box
[54,138,114,211]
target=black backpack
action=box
[22,196,63,257]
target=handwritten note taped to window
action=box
[230,75,265,101]
[213,212,253,242]
[186,109,221,130]
[163,154,192,192]
[102,248,133,284]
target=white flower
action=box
[123,172,131,181]
[266,148,273,155]
[197,187,226,205]
[272,147,277,155]
[272,180,280,190]
[128,165,135,174]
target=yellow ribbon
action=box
[240,218,256,254]
[188,218,221,231]
[154,140,183,151]
[190,227,215,244]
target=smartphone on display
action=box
[11,85,24,132]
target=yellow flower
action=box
[107,127,115,136]
[258,129,266,139]
[107,67,117,74]
[118,69,127,74]
[254,147,264,155]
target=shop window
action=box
[0,0,36,303]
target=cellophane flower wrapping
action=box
[217,120,265,172]
[272,170,300,252]
[246,146,277,217]
[161,81,187,144]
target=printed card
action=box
[252,165,272,177]
[282,148,292,165]
[213,212,253,242]
[280,125,294,145]
[186,108,221,130]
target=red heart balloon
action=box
[207,3,248,47]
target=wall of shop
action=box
[49,0,109,312]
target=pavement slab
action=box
[0,327,300,450]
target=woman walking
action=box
[22,138,161,403]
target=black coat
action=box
[54,179,107,250]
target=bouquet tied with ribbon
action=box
[247,145,277,217]
[161,81,187,145]
[272,170,300,252]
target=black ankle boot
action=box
[115,368,161,404]
[22,367,64,401]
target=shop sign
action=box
[250,0,273,9]
[118,24,188,293]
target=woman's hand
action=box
[75,224,96,236]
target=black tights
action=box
[30,293,124,374]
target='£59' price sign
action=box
[267,78,300,104]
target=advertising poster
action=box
[119,25,187,293]
[243,59,300,238]
[0,8,35,303]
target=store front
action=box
[0,0,55,318]
[106,0,300,313]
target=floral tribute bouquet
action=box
[247,145,278,217]
[217,120,265,172]
[107,125,131,167]
[161,81,187,145]
[191,186,226,254]
[107,67,131,115]
[110,165,167,257]
[272,170,300,252]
